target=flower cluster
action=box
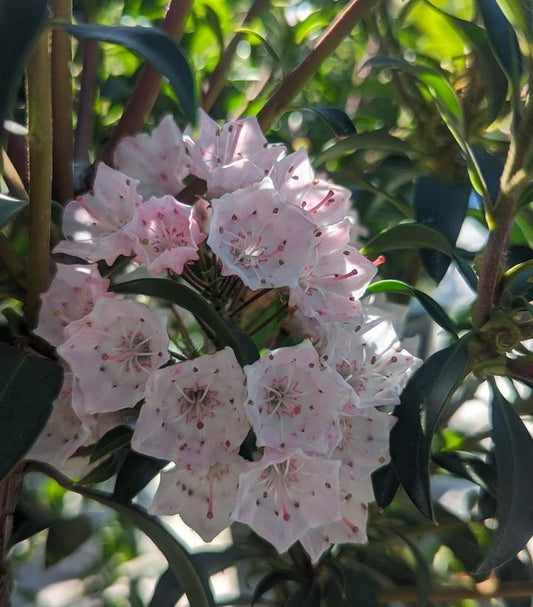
[31,111,420,561]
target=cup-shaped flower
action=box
[54,164,142,265]
[57,298,169,414]
[34,263,110,347]
[149,451,247,542]
[232,448,341,554]
[244,340,352,454]
[126,195,206,275]
[184,110,285,196]
[114,115,189,198]
[207,178,315,291]
[132,347,249,470]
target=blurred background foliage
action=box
[4,0,533,605]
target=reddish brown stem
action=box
[73,40,99,165]
[256,0,378,131]
[99,0,192,165]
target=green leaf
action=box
[0,343,63,483]
[90,425,133,463]
[371,463,400,509]
[315,130,412,166]
[237,28,286,79]
[0,195,28,229]
[474,383,533,574]
[0,0,47,149]
[360,223,454,258]
[301,106,357,138]
[54,23,197,123]
[252,570,304,606]
[284,581,315,607]
[390,341,469,520]
[113,451,166,503]
[45,515,92,567]
[433,450,497,497]
[112,279,247,364]
[342,567,378,606]
[366,279,458,336]
[77,455,119,486]
[414,176,471,283]
[204,6,224,54]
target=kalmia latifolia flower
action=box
[34,263,110,347]
[207,178,316,290]
[184,110,285,196]
[149,451,247,542]
[232,448,341,553]
[126,195,206,275]
[244,340,351,454]
[132,347,249,470]
[113,115,189,198]
[57,297,169,415]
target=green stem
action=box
[51,0,74,204]
[26,32,53,330]
[99,0,192,165]
[256,0,379,131]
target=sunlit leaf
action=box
[315,130,412,165]
[302,106,357,138]
[360,223,454,258]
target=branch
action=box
[99,0,192,165]
[256,0,378,131]
[201,0,270,112]
[51,0,74,204]
[26,32,53,329]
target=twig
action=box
[202,0,270,112]
[51,0,74,204]
[170,304,199,358]
[248,303,288,336]
[26,31,53,329]
[229,288,271,317]
[99,0,192,165]
[256,0,379,131]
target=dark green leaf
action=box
[497,556,533,607]
[360,223,454,258]
[45,515,92,567]
[371,464,400,509]
[397,534,432,607]
[0,195,28,229]
[390,341,469,520]
[238,28,286,78]
[342,566,378,607]
[454,250,479,290]
[284,581,314,607]
[55,23,197,123]
[204,6,224,54]
[112,279,246,364]
[433,450,497,497]
[252,570,304,606]
[0,343,63,482]
[302,106,357,138]
[0,0,47,149]
[471,146,504,205]
[90,425,133,463]
[77,454,119,486]
[366,279,458,336]
[149,568,186,607]
[113,451,167,503]
[414,176,470,283]
[222,315,260,364]
[474,383,533,574]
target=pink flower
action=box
[244,340,352,454]
[149,452,247,542]
[271,148,351,226]
[114,115,189,198]
[54,164,142,265]
[57,298,169,414]
[34,263,110,347]
[319,308,421,409]
[289,223,377,322]
[207,178,315,290]
[232,448,341,553]
[132,347,249,470]
[125,195,206,275]
[184,110,285,196]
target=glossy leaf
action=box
[90,425,133,463]
[45,515,92,567]
[315,130,412,165]
[0,0,47,149]
[303,106,357,138]
[77,455,120,486]
[0,195,28,229]
[55,23,197,122]
[342,567,379,607]
[367,279,458,336]
[360,223,454,258]
[371,463,400,509]
[414,176,470,283]
[474,383,533,574]
[238,28,286,78]
[112,279,246,364]
[390,342,469,520]
[1,343,63,482]
[113,451,167,503]
[471,146,504,205]
[433,450,497,497]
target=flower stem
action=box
[256,0,378,131]
[51,0,74,204]
[99,0,192,165]
[26,31,53,330]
